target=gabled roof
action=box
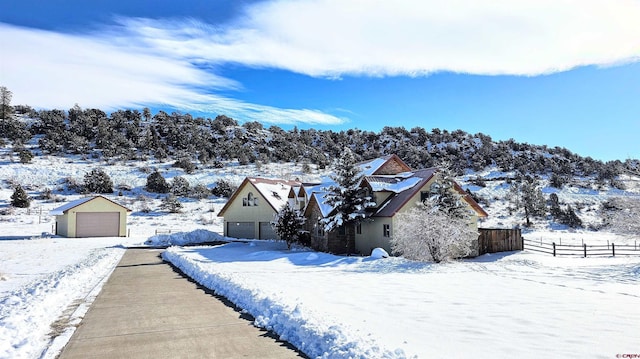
[303,192,334,219]
[372,168,488,218]
[373,168,438,217]
[218,177,301,216]
[363,173,419,193]
[358,154,412,176]
[49,195,131,215]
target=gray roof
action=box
[373,168,438,217]
[49,196,131,215]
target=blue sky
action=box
[1,0,639,161]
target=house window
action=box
[316,220,325,237]
[383,224,391,237]
[356,223,362,235]
[338,226,346,235]
[243,192,259,207]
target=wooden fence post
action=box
[612,243,615,257]
[552,242,556,257]
[583,243,587,258]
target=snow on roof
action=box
[49,197,96,215]
[366,175,422,193]
[359,157,388,176]
[311,192,334,217]
[49,195,131,215]
[301,183,325,197]
[251,178,297,211]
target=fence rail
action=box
[523,238,640,257]
[154,229,181,235]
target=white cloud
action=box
[120,0,640,76]
[2,0,639,126]
[0,22,345,126]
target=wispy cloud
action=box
[0,22,345,126]
[2,0,640,126]
[119,0,640,77]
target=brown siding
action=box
[478,228,523,255]
[376,159,409,175]
[326,226,355,254]
[306,204,328,252]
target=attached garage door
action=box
[259,222,278,240]
[76,212,120,237]
[227,222,255,239]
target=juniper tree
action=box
[146,170,169,193]
[170,176,190,197]
[160,194,183,213]
[510,175,546,227]
[84,168,113,193]
[272,203,306,249]
[211,179,234,198]
[10,185,31,208]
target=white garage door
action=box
[259,222,279,240]
[227,222,255,239]
[76,212,120,237]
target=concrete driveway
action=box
[59,249,306,358]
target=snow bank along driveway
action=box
[164,240,640,359]
[0,237,132,359]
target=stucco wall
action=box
[356,217,393,255]
[57,197,128,237]
[222,183,278,239]
[356,177,481,256]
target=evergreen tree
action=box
[170,176,191,196]
[160,194,183,213]
[84,168,113,193]
[0,86,13,120]
[429,164,470,219]
[189,183,211,199]
[146,171,169,193]
[18,149,33,164]
[211,179,234,198]
[10,185,31,208]
[562,204,582,228]
[322,147,376,232]
[510,175,546,227]
[549,193,564,220]
[272,203,306,249]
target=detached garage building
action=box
[50,196,131,238]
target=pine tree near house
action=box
[429,164,470,219]
[11,185,31,208]
[322,148,376,252]
[272,203,306,249]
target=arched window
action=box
[243,192,259,207]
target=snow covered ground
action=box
[2,224,638,358]
[163,237,640,359]
[2,151,640,358]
